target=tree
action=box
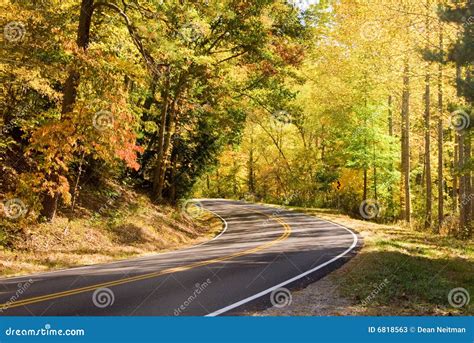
[440,0,473,237]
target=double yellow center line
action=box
[0,208,292,310]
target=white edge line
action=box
[0,204,228,282]
[205,218,358,317]
[190,207,228,247]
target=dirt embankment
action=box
[0,185,222,278]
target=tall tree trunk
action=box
[424,2,432,230]
[459,132,465,234]
[153,71,188,202]
[169,152,177,203]
[320,125,326,162]
[453,134,459,212]
[424,70,432,229]
[61,0,94,115]
[465,135,472,237]
[248,133,255,194]
[460,132,472,237]
[233,157,238,196]
[137,80,159,175]
[152,67,171,201]
[452,62,466,218]
[436,26,444,233]
[388,95,394,213]
[41,0,95,221]
[216,169,221,196]
[437,117,444,232]
[401,61,412,223]
[452,63,463,215]
[363,168,368,201]
[156,96,178,199]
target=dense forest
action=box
[1,0,472,242]
[195,0,473,237]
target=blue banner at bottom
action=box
[0,317,472,343]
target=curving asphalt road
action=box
[0,200,360,316]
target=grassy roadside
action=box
[0,187,222,278]
[259,205,473,316]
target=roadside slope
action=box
[0,186,222,278]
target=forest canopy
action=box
[1,0,472,238]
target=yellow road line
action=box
[0,208,291,310]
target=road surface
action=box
[0,200,360,316]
